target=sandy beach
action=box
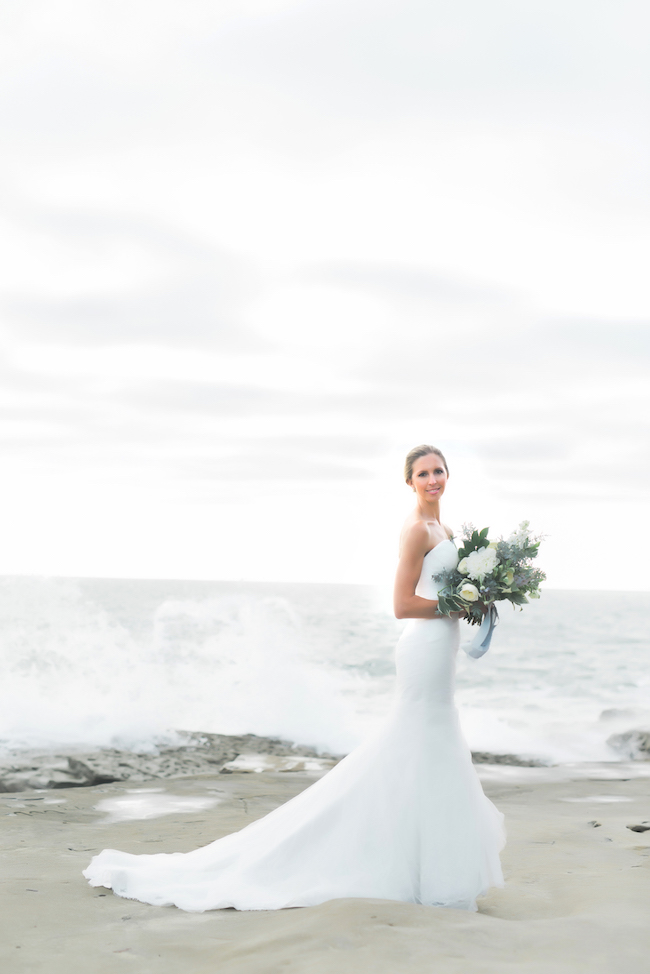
[1,754,649,974]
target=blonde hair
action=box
[404,444,449,483]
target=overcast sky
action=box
[1,0,649,589]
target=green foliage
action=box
[505,591,529,605]
[456,525,490,560]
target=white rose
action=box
[458,581,480,602]
[465,546,498,580]
[457,557,469,574]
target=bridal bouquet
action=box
[433,521,546,628]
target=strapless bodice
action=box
[415,539,458,601]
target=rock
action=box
[0,756,96,792]
[221,753,338,774]
[67,757,131,785]
[599,708,636,722]
[470,751,548,767]
[626,823,650,833]
[588,821,602,828]
[606,729,650,761]
[0,732,343,793]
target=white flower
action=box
[457,557,469,574]
[507,520,531,547]
[458,581,480,602]
[464,546,498,580]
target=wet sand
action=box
[1,763,649,973]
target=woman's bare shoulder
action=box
[399,517,430,557]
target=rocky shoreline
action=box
[0,732,343,793]
[0,732,562,793]
[2,727,648,793]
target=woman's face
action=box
[409,453,448,503]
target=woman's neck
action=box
[416,499,442,521]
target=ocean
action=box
[1,575,648,765]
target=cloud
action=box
[175,451,375,483]
[0,206,263,348]
[193,0,650,159]
[302,262,513,308]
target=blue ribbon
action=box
[465,604,499,659]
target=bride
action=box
[84,444,505,912]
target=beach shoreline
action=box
[1,747,649,973]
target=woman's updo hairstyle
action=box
[404,444,449,484]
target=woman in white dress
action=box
[84,444,505,912]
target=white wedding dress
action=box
[84,540,505,912]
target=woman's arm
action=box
[393,522,440,620]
